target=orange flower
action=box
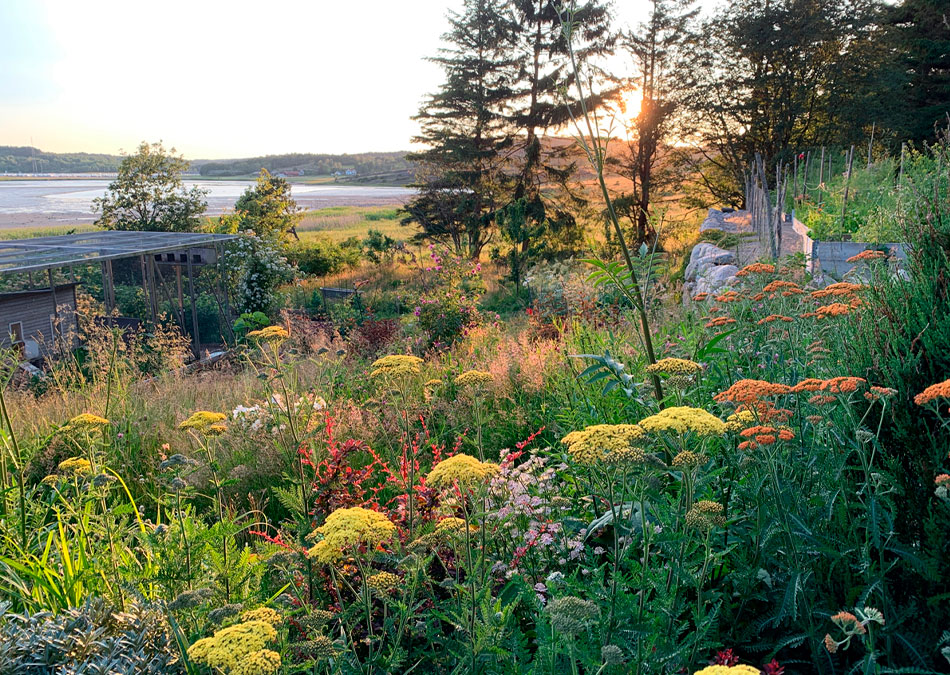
[821,376,866,394]
[782,288,806,296]
[831,611,867,634]
[757,314,794,325]
[778,428,795,441]
[715,290,741,302]
[715,379,791,406]
[811,282,863,299]
[846,249,885,263]
[693,292,709,301]
[738,440,756,451]
[806,415,823,425]
[816,303,851,317]
[736,262,775,276]
[915,379,950,406]
[935,474,950,486]
[800,311,819,318]
[763,280,801,292]
[705,316,737,329]
[808,394,837,405]
[791,378,824,393]
[864,386,897,401]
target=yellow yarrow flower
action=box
[247,325,290,343]
[685,500,726,530]
[307,507,396,564]
[366,571,400,593]
[724,409,756,432]
[693,666,761,675]
[455,370,494,387]
[240,607,282,627]
[645,358,703,376]
[426,454,500,489]
[560,424,646,465]
[57,457,93,476]
[186,620,277,672]
[64,413,110,432]
[370,354,424,379]
[231,649,281,675]
[639,406,726,436]
[179,411,228,435]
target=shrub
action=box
[287,236,361,277]
[0,599,181,673]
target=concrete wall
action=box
[790,215,906,277]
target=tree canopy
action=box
[93,142,208,232]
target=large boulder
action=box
[692,264,739,296]
[685,243,736,282]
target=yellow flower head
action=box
[247,325,290,343]
[426,454,500,489]
[424,379,444,388]
[302,635,337,659]
[685,500,726,530]
[370,354,424,380]
[455,370,494,387]
[560,424,646,465]
[435,516,472,533]
[671,450,707,468]
[64,413,110,432]
[724,409,756,432]
[645,358,703,376]
[57,457,93,476]
[179,411,227,435]
[693,667,761,675]
[366,571,400,593]
[639,406,726,436]
[186,620,277,672]
[307,507,396,564]
[232,649,281,675]
[240,607,282,627]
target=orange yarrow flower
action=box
[693,292,709,301]
[715,379,791,406]
[846,249,885,263]
[763,280,801,293]
[715,290,741,302]
[736,262,775,276]
[705,316,736,329]
[812,282,863,299]
[831,612,867,634]
[914,378,950,406]
[816,302,851,317]
[757,314,794,325]
[865,386,897,401]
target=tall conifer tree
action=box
[404,0,516,258]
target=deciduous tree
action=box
[94,141,207,232]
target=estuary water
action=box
[0,179,415,227]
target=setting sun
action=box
[620,88,644,119]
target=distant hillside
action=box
[0,145,412,180]
[0,146,122,173]
[194,151,411,178]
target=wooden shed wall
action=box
[0,285,78,356]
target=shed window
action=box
[8,322,23,345]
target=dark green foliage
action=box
[232,169,302,239]
[689,0,899,202]
[93,142,208,232]
[286,237,361,277]
[0,599,181,673]
[404,0,518,258]
[886,0,950,144]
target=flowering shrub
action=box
[413,245,484,347]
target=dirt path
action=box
[702,209,803,266]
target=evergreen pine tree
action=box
[404,0,517,258]
[888,0,950,143]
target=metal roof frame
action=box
[0,231,238,274]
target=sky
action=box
[0,1,689,159]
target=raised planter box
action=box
[790,216,907,276]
